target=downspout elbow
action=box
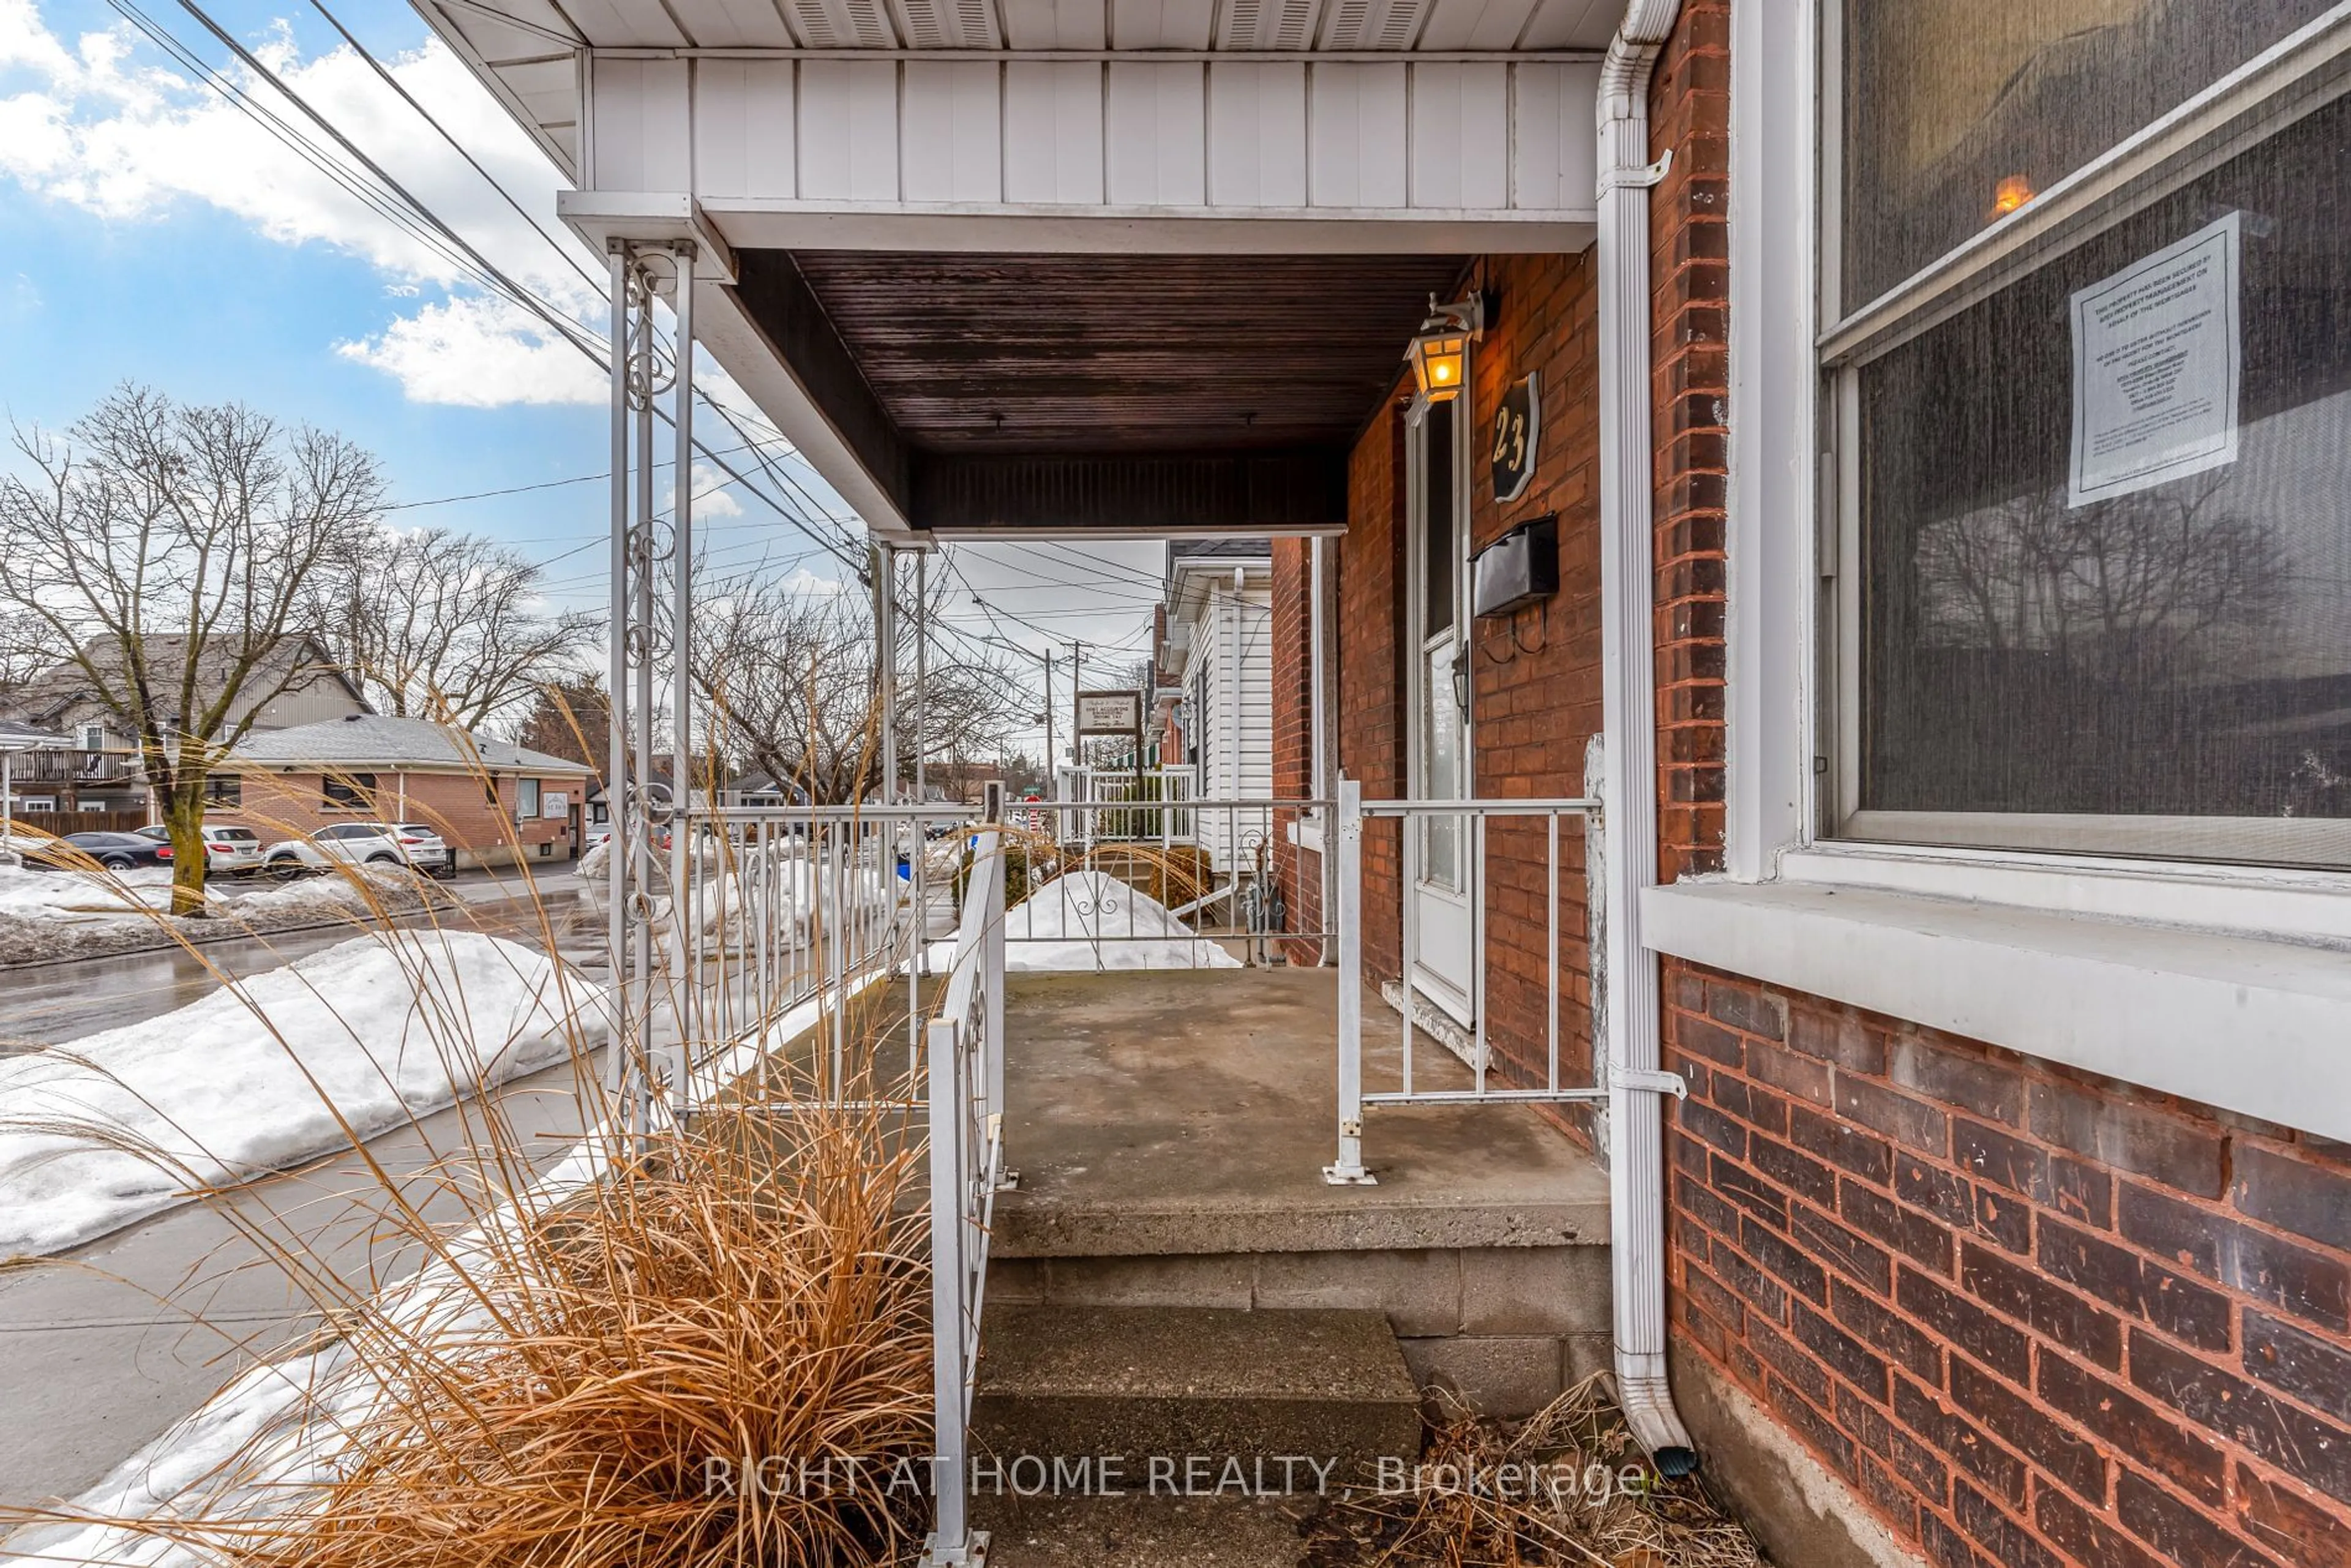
[1596,0,1700,1479]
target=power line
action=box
[157,0,872,580]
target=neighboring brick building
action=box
[219,715,591,871]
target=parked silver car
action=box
[133,822,265,876]
[263,822,454,878]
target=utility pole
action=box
[1042,650,1056,802]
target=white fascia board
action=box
[414,1,583,184]
[700,203,1594,254]
[1641,879,2351,1142]
[555,190,738,280]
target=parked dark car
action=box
[23,831,174,872]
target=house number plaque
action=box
[1491,372,1540,503]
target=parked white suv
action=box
[133,822,265,876]
[263,822,453,878]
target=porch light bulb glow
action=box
[1991,174,2034,217]
[1409,331,1470,402]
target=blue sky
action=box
[0,0,1164,746]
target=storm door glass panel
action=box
[1840,0,2334,312]
[1857,89,2351,865]
[1418,399,1466,891]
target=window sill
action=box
[1640,878,2351,1144]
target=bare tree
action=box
[691,570,1026,804]
[1914,478,2285,678]
[318,527,599,731]
[0,386,383,913]
[516,675,612,786]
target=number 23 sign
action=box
[1491,372,1540,504]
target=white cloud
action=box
[334,293,602,407]
[0,0,606,404]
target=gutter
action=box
[1596,0,1701,1475]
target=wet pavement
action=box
[0,877,605,1509]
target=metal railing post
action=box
[1324,777,1374,1185]
[924,1014,980,1566]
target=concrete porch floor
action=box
[993,966,1610,1258]
[984,967,1615,1419]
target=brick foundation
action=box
[1667,959,2351,1567]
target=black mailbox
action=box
[1471,514,1559,618]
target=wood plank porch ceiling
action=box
[787,251,1469,454]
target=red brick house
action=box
[438,1,2351,1561]
[219,715,592,871]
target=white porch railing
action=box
[1322,778,1669,1184]
[923,827,1008,1566]
[618,801,1008,1565]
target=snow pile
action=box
[0,931,599,1259]
[934,869,1239,972]
[222,866,414,918]
[0,863,218,921]
[20,973,883,1568]
[578,838,899,945]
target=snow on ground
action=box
[0,864,217,920]
[10,975,879,1568]
[931,869,1240,972]
[0,931,600,1259]
[0,866,430,968]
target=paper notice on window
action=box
[2068,212,2242,506]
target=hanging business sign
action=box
[1491,371,1540,503]
[1074,690,1142,737]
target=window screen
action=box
[1856,91,2351,862]
[1840,0,2333,312]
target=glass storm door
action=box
[1408,393,1475,1021]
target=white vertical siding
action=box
[694,59,797,199]
[902,60,1002,201]
[1106,62,1207,205]
[1005,61,1106,203]
[590,56,690,188]
[1206,63,1308,207]
[798,60,899,199]
[585,50,1597,215]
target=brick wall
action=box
[1646,0,1730,882]
[224,768,579,869]
[1269,537,1322,964]
[1337,394,1411,983]
[1330,250,1604,1097]
[1665,961,2351,1567]
[1464,250,1602,1095]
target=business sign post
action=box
[1074,689,1145,768]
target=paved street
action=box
[0,1047,604,1506]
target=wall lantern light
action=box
[1404,293,1487,402]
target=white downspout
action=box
[1598,0,1700,1474]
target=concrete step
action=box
[972,1304,1420,1479]
[988,1244,1613,1419]
[977,1493,1313,1568]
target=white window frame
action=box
[1645,0,2351,1145]
[1822,4,2351,875]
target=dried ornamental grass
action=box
[0,742,945,1568]
[1304,1376,1768,1568]
[226,1087,936,1568]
